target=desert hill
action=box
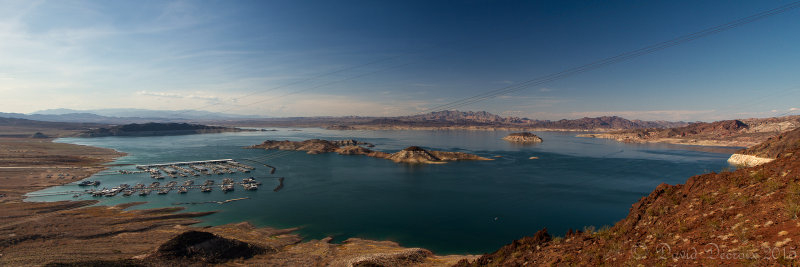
[728,127,800,166]
[0,116,105,138]
[80,123,248,137]
[579,115,800,147]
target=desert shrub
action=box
[749,170,768,183]
[765,179,783,192]
[595,225,613,240]
[699,193,715,205]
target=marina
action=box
[132,159,256,179]
[27,158,280,199]
[75,177,272,197]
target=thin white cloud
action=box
[136,90,220,102]
[411,83,436,87]
[215,93,432,117]
[494,80,514,84]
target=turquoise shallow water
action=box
[29,129,730,254]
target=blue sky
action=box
[0,0,798,121]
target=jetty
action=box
[173,197,250,205]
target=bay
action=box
[28,128,730,254]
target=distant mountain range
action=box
[0,109,691,130]
[0,108,265,124]
[231,110,689,130]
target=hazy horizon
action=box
[1,1,799,121]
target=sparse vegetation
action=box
[749,170,768,184]
[594,225,613,240]
[786,183,800,219]
[764,179,783,192]
[708,218,722,231]
[736,193,752,205]
[700,193,715,205]
[583,225,596,235]
[677,219,689,233]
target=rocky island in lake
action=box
[247,139,491,164]
[502,132,543,143]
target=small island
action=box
[502,132,543,143]
[247,139,491,164]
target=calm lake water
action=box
[29,129,731,254]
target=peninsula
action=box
[727,126,800,167]
[247,139,492,164]
[80,122,250,137]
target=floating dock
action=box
[26,177,285,198]
[136,159,235,168]
[132,159,257,179]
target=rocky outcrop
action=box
[335,145,374,155]
[251,139,340,154]
[150,231,268,263]
[386,146,442,164]
[736,126,800,159]
[248,140,490,164]
[30,132,49,138]
[727,153,775,167]
[330,139,375,147]
[502,132,543,143]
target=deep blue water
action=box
[28,129,731,254]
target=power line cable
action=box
[420,1,800,114]
[213,60,420,114]
[169,55,401,118]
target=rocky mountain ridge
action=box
[228,110,688,131]
[579,115,800,147]
[355,111,687,130]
